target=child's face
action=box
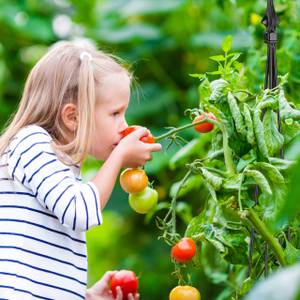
[89,72,130,160]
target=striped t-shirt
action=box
[0,124,102,299]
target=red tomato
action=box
[140,134,155,144]
[120,168,149,194]
[193,112,217,133]
[171,237,197,263]
[110,270,139,299]
[169,285,201,300]
[121,126,155,143]
[120,126,137,138]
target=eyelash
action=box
[112,112,120,116]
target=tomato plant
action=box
[121,126,155,143]
[152,35,300,299]
[171,237,197,263]
[110,270,138,299]
[120,168,148,194]
[169,286,201,300]
[128,187,158,214]
[193,112,217,133]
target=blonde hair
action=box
[0,41,130,165]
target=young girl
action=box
[0,41,161,299]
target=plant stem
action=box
[164,170,192,239]
[154,118,219,142]
[243,209,286,267]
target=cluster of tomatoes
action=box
[119,126,158,214]
[108,239,201,300]
[115,118,214,298]
[169,237,201,299]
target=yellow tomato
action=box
[169,285,201,300]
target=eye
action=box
[112,111,120,116]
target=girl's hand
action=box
[114,127,162,168]
[86,271,140,300]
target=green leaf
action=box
[253,162,285,187]
[189,73,206,79]
[245,169,272,196]
[269,157,296,171]
[227,92,247,137]
[198,76,212,105]
[237,150,257,172]
[278,89,300,121]
[263,110,284,156]
[243,103,256,145]
[245,264,300,300]
[284,241,300,265]
[222,35,233,53]
[210,79,229,101]
[175,202,193,224]
[223,174,245,191]
[253,109,269,158]
[200,167,223,191]
[169,138,203,169]
[275,157,300,228]
[169,175,202,198]
[209,55,226,62]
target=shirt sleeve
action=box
[6,125,102,232]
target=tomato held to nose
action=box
[121,126,155,143]
[169,285,201,300]
[193,112,217,133]
[110,270,139,300]
[129,187,158,214]
[171,237,197,263]
[120,168,149,194]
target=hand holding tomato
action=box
[86,271,139,300]
[121,126,155,144]
[115,127,161,168]
[110,270,139,300]
[171,237,197,263]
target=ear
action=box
[61,103,78,132]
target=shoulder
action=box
[15,124,51,141]
[8,124,53,156]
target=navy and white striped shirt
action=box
[0,125,102,299]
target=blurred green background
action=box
[0,0,300,299]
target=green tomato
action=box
[128,187,158,214]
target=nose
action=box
[119,119,128,133]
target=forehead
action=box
[96,72,130,107]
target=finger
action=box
[116,286,123,300]
[128,127,149,139]
[128,293,134,300]
[135,293,140,300]
[147,143,162,152]
[97,270,118,289]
